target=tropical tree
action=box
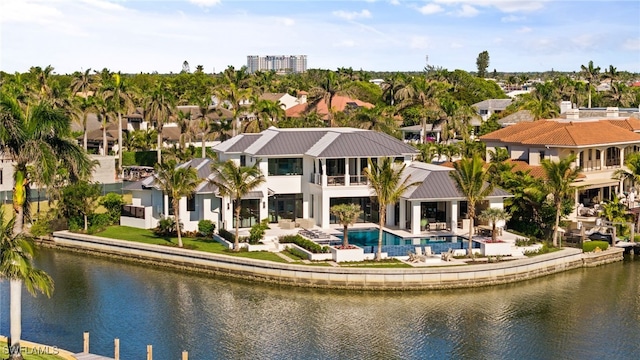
[364,157,419,260]
[330,203,362,247]
[153,160,200,247]
[145,80,174,163]
[580,60,601,108]
[101,72,133,169]
[245,97,285,133]
[210,160,265,251]
[59,181,101,232]
[540,154,582,247]
[603,65,619,86]
[307,70,355,127]
[478,207,511,242]
[215,65,252,136]
[450,154,494,256]
[0,210,54,360]
[600,196,630,236]
[0,92,94,234]
[397,77,447,143]
[613,152,640,194]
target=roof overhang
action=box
[572,178,619,190]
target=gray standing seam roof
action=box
[315,131,418,158]
[404,166,511,200]
[254,131,327,156]
[224,134,261,153]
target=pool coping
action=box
[47,230,624,291]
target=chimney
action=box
[560,101,572,114]
[566,109,580,120]
[606,107,619,118]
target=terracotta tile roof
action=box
[480,119,640,147]
[506,159,546,179]
[285,95,374,119]
[606,118,640,132]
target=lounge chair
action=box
[424,246,433,257]
[441,248,454,262]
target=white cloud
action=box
[453,4,479,17]
[334,40,356,48]
[434,0,547,13]
[389,0,401,5]
[188,0,221,7]
[332,9,372,20]
[275,17,295,26]
[623,38,640,51]
[409,36,430,49]
[517,26,532,33]
[0,0,62,24]
[80,0,126,11]
[417,4,444,15]
[501,15,524,22]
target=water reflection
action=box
[0,249,639,359]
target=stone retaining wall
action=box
[49,231,625,291]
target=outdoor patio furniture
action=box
[441,248,454,262]
[424,246,432,256]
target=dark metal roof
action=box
[403,163,511,200]
[254,131,326,156]
[315,131,418,158]
[225,134,261,153]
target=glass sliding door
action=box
[268,194,303,223]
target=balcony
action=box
[310,173,369,187]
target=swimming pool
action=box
[334,228,479,256]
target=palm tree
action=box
[330,203,362,247]
[0,93,94,234]
[603,65,619,87]
[348,106,398,136]
[245,97,285,133]
[580,60,601,108]
[397,77,446,143]
[307,70,353,127]
[450,154,494,256]
[210,160,265,251]
[381,72,407,106]
[215,66,252,136]
[153,160,199,248]
[145,80,175,163]
[540,154,582,247]
[0,210,54,360]
[478,208,511,242]
[613,152,640,194]
[101,72,133,170]
[364,157,419,260]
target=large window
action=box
[268,194,303,223]
[187,195,196,212]
[268,158,302,175]
[606,147,621,168]
[329,197,377,224]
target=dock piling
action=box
[83,332,89,353]
[114,338,120,360]
[147,344,153,360]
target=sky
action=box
[1,0,639,75]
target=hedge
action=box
[583,241,609,252]
[279,234,330,254]
[122,151,157,167]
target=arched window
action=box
[606,147,621,168]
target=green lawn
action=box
[0,341,67,360]
[96,226,288,263]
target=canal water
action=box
[1,248,640,359]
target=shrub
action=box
[87,213,112,234]
[154,216,181,237]
[30,217,52,237]
[515,237,537,247]
[248,218,270,245]
[198,220,216,238]
[218,228,235,242]
[583,241,609,253]
[99,193,125,224]
[68,216,83,232]
[286,247,308,260]
[279,234,330,253]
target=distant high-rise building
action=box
[246,55,307,74]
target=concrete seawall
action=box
[49,231,625,291]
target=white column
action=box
[321,193,331,228]
[386,204,395,227]
[450,200,458,231]
[321,159,327,187]
[345,159,350,186]
[411,201,421,235]
[399,200,407,230]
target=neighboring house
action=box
[473,99,512,121]
[480,108,640,221]
[121,158,220,231]
[256,93,304,110]
[285,95,374,122]
[123,127,512,235]
[498,110,535,127]
[400,124,442,143]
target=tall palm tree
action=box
[307,70,353,127]
[0,93,94,234]
[330,203,362,247]
[364,157,419,260]
[397,77,447,143]
[580,60,601,108]
[215,66,253,136]
[450,154,494,256]
[245,97,285,133]
[603,65,619,87]
[0,210,54,360]
[210,160,265,251]
[153,160,199,247]
[540,154,581,247]
[70,68,96,151]
[101,72,133,169]
[145,80,175,163]
[478,207,511,242]
[348,106,398,136]
[381,72,407,106]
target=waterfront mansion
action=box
[122,127,510,234]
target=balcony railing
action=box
[327,176,345,186]
[605,159,621,169]
[310,173,369,186]
[580,160,602,171]
[122,205,145,219]
[349,175,368,185]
